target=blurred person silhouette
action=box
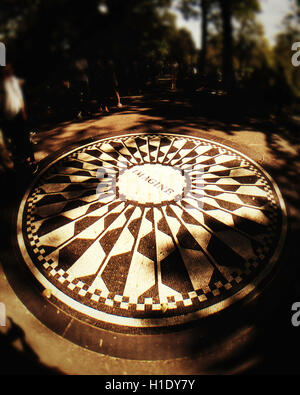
[129,60,142,95]
[93,57,122,113]
[170,62,179,90]
[0,64,37,173]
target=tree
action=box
[274,0,300,99]
[234,12,272,80]
[218,0,261,90]
[177,0,217,76]
[0,0,175,80]
[177,0,261,89]
[219,0,234,90]
[199,0,209,76]
[168,27,197,66]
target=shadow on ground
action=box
[0,318,62,375]
[0,90,299,374]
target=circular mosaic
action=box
[17,133,287,331]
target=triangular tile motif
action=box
[17,133,286,330]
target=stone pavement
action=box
[0,93,300,374]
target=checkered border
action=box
[22,134,282,313]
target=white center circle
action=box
[118,164,185,204]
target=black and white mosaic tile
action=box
[17,133,287,331]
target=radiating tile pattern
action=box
[18,133,286,328]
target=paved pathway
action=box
[0,93,300,374]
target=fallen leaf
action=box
[42,289,52,299]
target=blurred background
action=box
[0,0,300,375]
[0,0,299,125]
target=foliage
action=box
[1,0,299,105]
[274,2,300,98]
[0,0,196,80]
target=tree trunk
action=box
[220,0,235,91]
[199,0,208,77]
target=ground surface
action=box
[0,90,300,374]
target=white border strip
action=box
[16,132,288,328]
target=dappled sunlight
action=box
[0,0,299,375]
